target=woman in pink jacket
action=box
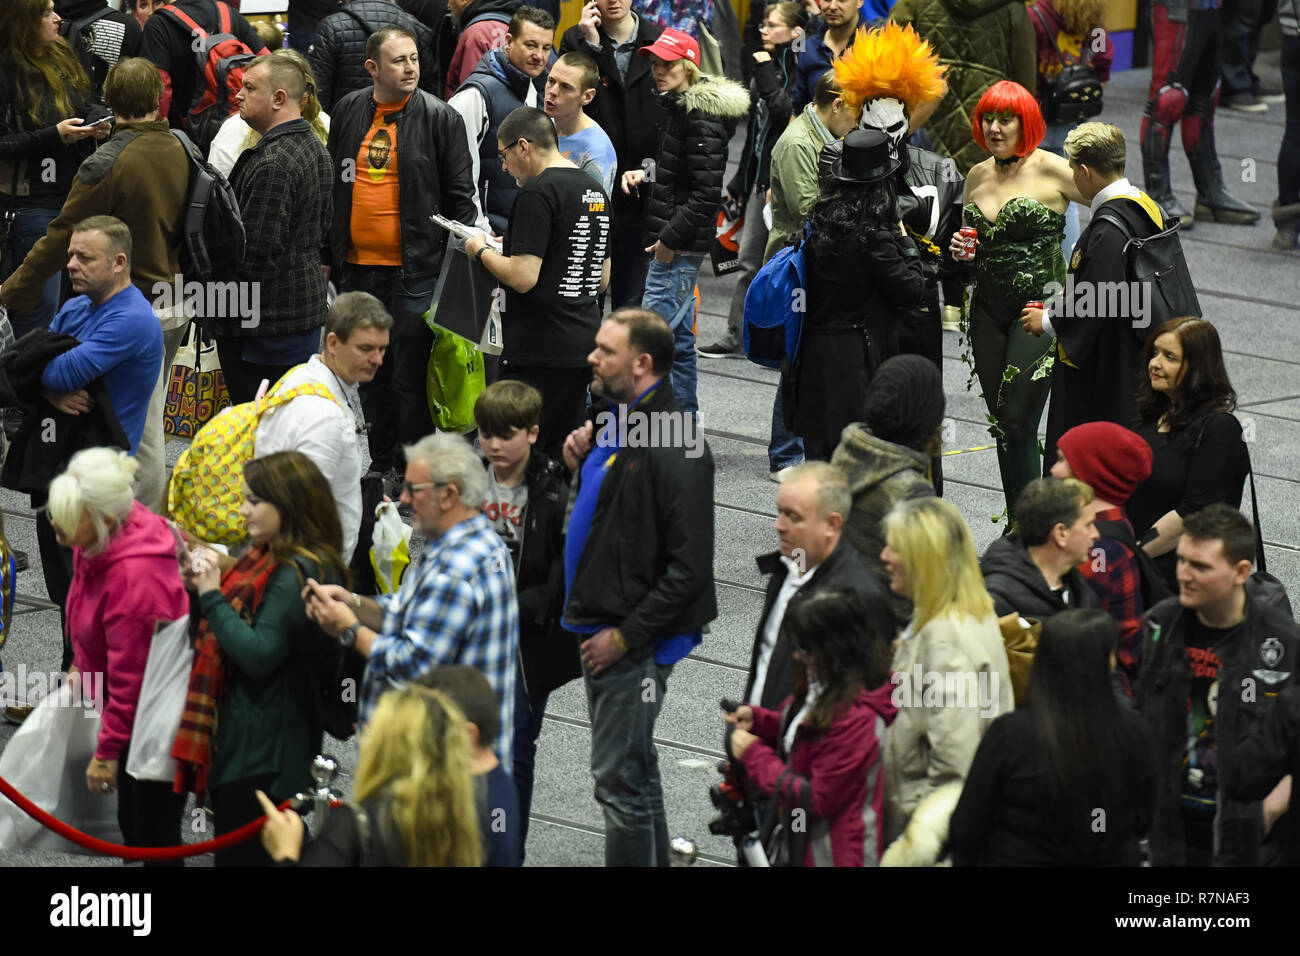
[726,589,896,866]
[49,447,190,864]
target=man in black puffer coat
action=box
[618,28,748,418]
[309,0,440,111]
[980,477,1100,620]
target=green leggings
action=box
[969,304,1055,517]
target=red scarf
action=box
[172,547,278,798]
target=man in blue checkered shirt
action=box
[304,431,520,766]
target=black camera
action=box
[707,759,756,838]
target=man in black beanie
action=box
[831,354,945,628]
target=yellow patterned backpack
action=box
[166,370,341,544]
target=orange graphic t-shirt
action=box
[347,95,410,266]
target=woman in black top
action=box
[0,0,108,336]
[788,127,928,461]
[950,609,1156,866]
[1126,316,1250,590]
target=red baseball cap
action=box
[638,28,700,65]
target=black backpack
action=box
[59,8,116,99]
[1093,518,1173,613]
[168,128,245,283]
[1029,6,1103,124]
[319,643,366,740]
[1094,204,1201,333]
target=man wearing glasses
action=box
[466,107,611,458]
[304,431,520,766]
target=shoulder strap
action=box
[169,126,202,159]
[1093,518,1138,551]
[1028,6,1062,59]
[165,4,208,39]
[264,374,343,410]
[217,0,232,35]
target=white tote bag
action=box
[124,617,193,784]
[0,681,123,853]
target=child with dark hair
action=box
[472,380,575,861]
[419,665,521,867]
[724,589,897,866]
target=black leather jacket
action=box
[308,0,439,112]
[1134,591,1300,866]
[327,87,479,278]
[563,382,718,655]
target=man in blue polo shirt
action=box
[560,307,717,867]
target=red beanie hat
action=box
[1056,422,1153,506]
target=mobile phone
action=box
[85,114,114,127]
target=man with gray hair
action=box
[744,460,891,711]
[304,431,519,765]
[254,291,393,562]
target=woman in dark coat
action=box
[789,128,928,461]
[1126,316,1250,591]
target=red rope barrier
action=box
[0,773,312,860]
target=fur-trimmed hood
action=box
[668,74,752,120]
[881,781,963,866]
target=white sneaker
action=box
[769,464,801,483]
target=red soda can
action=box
[1025,300,1044,311]
[958,226,978,260]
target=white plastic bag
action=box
[125,617,193,783]
[0,681,123,853]
[369,501,412,594]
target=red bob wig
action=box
[971,80,1046,157]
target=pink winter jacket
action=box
[66,501,190,761]
[740,683,898,866]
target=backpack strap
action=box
[217,0,232,36]
[1190,411,1266,575]
[263,374,344,411]
[165,4,208,39]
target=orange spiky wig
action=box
[831,21,947,117]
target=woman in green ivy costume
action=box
[948,81,1086,520]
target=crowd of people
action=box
[0,0,1296,869]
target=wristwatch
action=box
[339,624,359,649]
[476,245,487,265]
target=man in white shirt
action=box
[742,461,891,710]
[255,291,392,560]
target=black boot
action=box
[1186,97,1261,224]
[1272,201,1300,250]
[1141,101,1193,228]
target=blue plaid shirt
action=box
[359,513,519,767]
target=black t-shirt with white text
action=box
[502,166,610,367]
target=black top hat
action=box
[829,128,899,184]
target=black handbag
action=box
[1030,7,1103,125]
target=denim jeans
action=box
[641,253,703,415]
[585,652,674,867]
[341,264,438,473]
[768,383,803,471]
[9,206,62,338]
[1041,123,1081,260]
[512,664,549,862]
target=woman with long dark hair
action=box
[726,589,896,866]
[0,0,109,336]
[177,450,349,866]
[950,608,1156,865]
[788,127,928,461]
[1126,316,1249,591]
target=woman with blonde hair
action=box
[878,496,1013,864]
[49,447,190,863]
[207,47,330,177]
[256,685,482,866]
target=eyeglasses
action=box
[497,139,530,160]
[402,480,450,496]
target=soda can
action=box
[958,226,978,261]
[1025,300,1044,311]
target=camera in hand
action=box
[707,759,755,838]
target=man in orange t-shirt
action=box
[326,27,478,480]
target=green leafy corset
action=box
[964,197,1067,327]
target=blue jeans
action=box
[585,652,674,867]
[769,382,803,471]
[641,254,703,415]
[1042,123,1081,260]
[9,207,62,338]
[341,264,438,473]
[512,665,549,862]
